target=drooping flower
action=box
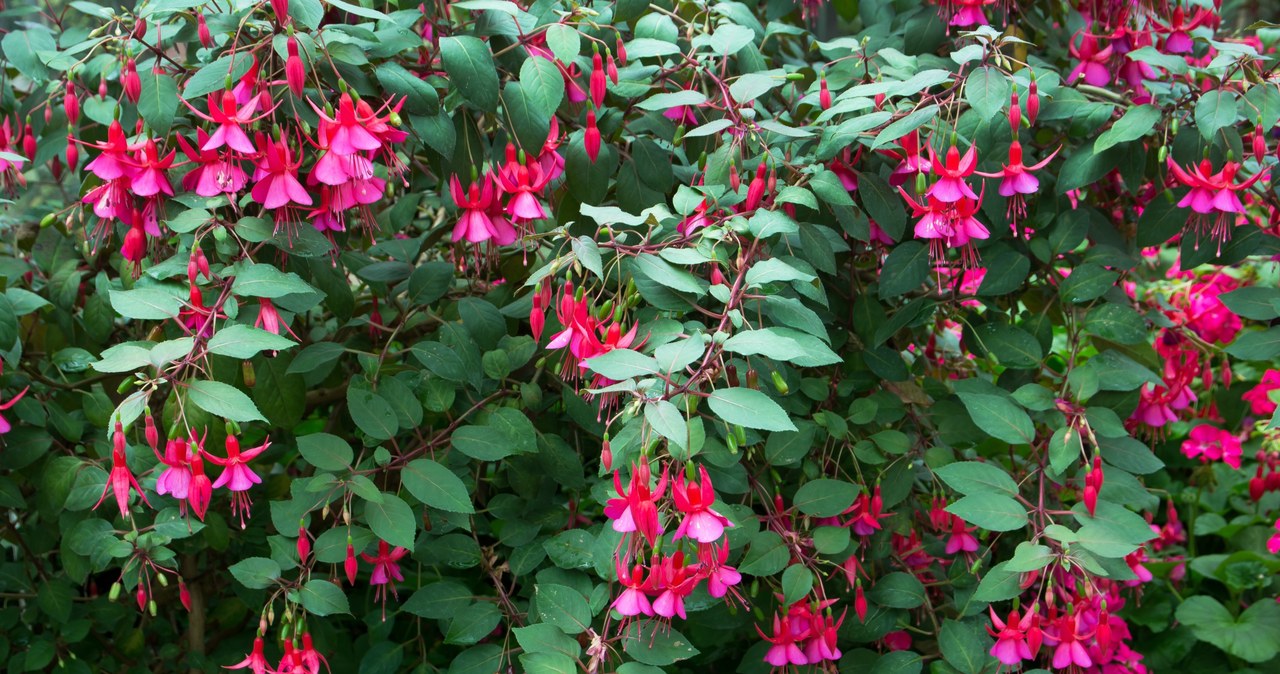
[154,438,193,501]
[94,421,151,517]
[612,561,654,617]
[987,607,1036,666]
[255,298,298,339]
[309,93,382,156]
[1166,157,1264,249]
[1067,30,1114,86]
[449,173,516,245]
[185,91,272,154]
[977,141,1059,224]
[362,539,408,590]
[176,129,247,197]
[187,434,213,520]
[756,613,809,667]
[846,485,890,537]
[81,120,139,182]
[1242,369,1280,417]
[300,633,328,674]
[604,461,669,547]
[285,36,306,97]
[495,144,552,223]
[948,0,997,27]
[672,465,733,543]
[1151,5,1213,54]
[251,134,313,215]
[206,434,270,528]
[927,144,980,203]
[697,541,742,600]
[226,637,271,674]
[1181,424,1242,469]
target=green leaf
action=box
[1059,263,1119,303]
[297,433,353,471]
[519,57,564,119]
[545,24,581,63]
[452,425,514,461]
[938,619,994,674]
[502,81,550,154]
[707,388,797,432]
[110,288,182,320]
[1225,327,1280,361]
[878,241,930,299]
[794,479,858,517]
[739,531,789,576]
[325,0,391,20]
[1176,596,1280,663]
[872,105,939,150]
[622,621,700,666]
[138,71,179,136]
[404,581,473,618]
[297,579,350,616]
[1219,286,1280,321]
[868,572,925,609]
[1194,90,1240,140]
[364,492,416,550]
[972,562,1024,602]
[945,493,1027,532]
[933,461,1018,496]
[445,602,503,645]
[958,393,1035,445]
[859,173,905,241]
[535,584,592,634]
[964,67,1009,120]
[347,387,398,440]
[375,62,440,117]
[1048,426,1083,475]
[1083,303,1147,344]
[188,380,267,423]
[971,323,1043,368]
[184,54,255,99]
[231,264,316,299]
[207,325,297,359]
[781,565,814,606]
[583,349,661,380]
[229,557,281,589]
[37,581,73,623]
[2,29,56,81]
[440,36,499,113]
[1006,542,1056,572]
[1094,105,1160,153]
[402,459,474,513]
[644,400,688,453]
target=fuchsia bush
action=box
[1,0,1280,672]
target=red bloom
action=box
[285,37,306,97]
[122,59,141,104]
[185,91,272,154]
[93,421,151,517]
[604,461,669,547]
[226,637,270,674]
[584,110,601,163]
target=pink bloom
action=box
[698,541,742,599]
[176,130,247,197]
[206,435,270,528]
[672,465,733,543]
[127,139,175,198]
[802,610,845,663]
[604,461,668,546]
[495,145,551,222]
[361,539,408,589]
[309,93,382,155]
[256,298,298,339]
[449,173,516,245]
[976,141,1058,223]
[154,438,193,500]
[945,516,980,555]
[1181,424,1242,469]
[612,561,654,617]
[926,144,979,203]
[757,614,808,667]
[1267,518,1280,555]
[949,0,997,26]
[1242,369,1280,417]
[300,633,328,674]
[94,421,152,517]
[251,135,313,210]
[1068,30,1114,86]
[185,91,272,154]
[987,607,1035,666]
[81,120,139,182]
[226,637,271,674]
[1044,611,1094,669]
[846,485,890,537]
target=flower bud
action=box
[179,581,191,611]
[122,59,141,104]
[584,110,601,163]
[1026,79,1039,125]
[771,370,789,395]
[197,14,213,48]
[109,582,122,601]
[819,76,831,111]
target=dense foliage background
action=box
[1,0,1279,672]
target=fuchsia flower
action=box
[495,144,551,223]
[1068,30,1114,86]
[1267,518,1280,555]
[846,485,890,537]
[300,633,328,674]
[649,551,698,619]
[900,189,989,268]
[310,93,382,156]
[128,139,175,198]
[1152,5,1213,54]
[0,360,28,434]
[186,90,273,154]
[672,465,732,543]
[449,173,516,245]
[177,129,247,197]
[206,434,270,528]
[227,637,271,674]
[82,120,140,182]
[154,438,193,501]
[1044,610,1094,669]
[256,298,298,339]
[251,134,312,211]
[698,541,742,599]
[987,607,1036,666]
[94,421,151,517]
[977,141,1058,223]
[1242,369,1280,417]
[362,539,408,590]
[1181,424,1242,469]
[612,561,654,617]
[604,461,669,546]
[757,614,809,667]
[187,434,213,521]
[884,131,932,187]
[1166,157,1265,248]
[927,144,979,203]
[948,0,997,27]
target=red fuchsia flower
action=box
[122,58,141,104]
[740,160,768,213]
[227,637,271,674]
[94,421,151,517]
[1044,609,1094,669]
[948,0,997,26]
[584,109,601,163]
[818,75,832,110]
[82,120,140,182]
[945,514,980,555]
[65,81,81,125]
[1129,361,1197,430]
[256,298,298,339]
[1268,518,1280,555]
[1166,157,1264,249]
[677,196,712,236]
[0,363,28,434]
[1181,424,1242,469]
[1152,5,1213,54]
[310,93,382,156]
[803,609,846,663]
[884,131,933,187]
[449,173,516,245]
[285,36,306,97]
[187,434,212,520]
[927,144,979,203]
[663,82,701,126]
[976,141,1059,223]
[1067,30,1114,86]
[196,13,213,48]
[251,134,313,213]
[206,434,270,528]
[128,139,176,199]
[496,145,552,224]
[900,189,990,268]
[154,438,193,502]
[697,541,742,600]
[539,117,566,183]
[1168,276,1242,345]
[590,51,607,108]
[529,279,552,342]
[185,91,271,154]
[179,286,223,339]
[672,464,733,543]
[846,485,890,537]
[176,129,247,197]
[757,613,809,667]
[121,216,147,278]
[362,539,408,591]
[300,633,328,674]
[276,641,305,674]
[604,461,669,547]
[612,560,654,617]
[650,551,698,619]
[1124,548,1154,585]
[1242,369,1280,417]
[988,607,1036,666]
[344,540,359,585]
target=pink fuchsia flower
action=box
[945,515,980,555]
[1124,548,1154,585]
[300,633,328,674]
[127,139,176,198]
[846,484,890,537]
[1067,30,1114,86]
[1166,157,1264,249]
[206,434,270,528]
[697,541,742,600]
[1181,424,1242,469]
[1151,5,1214,54]
[0,375,28,435]
[449,173,516,245]
[883,131,932,187]
[1242,369,1280,417]
[756,613,809,667]
[976,141,1059,223]
[81,120,140,182]
[94,421,152,518]
[987,607,1036,666]
[1129,378,1196,429]
[926,144,980,203]
[1044,610,1094,669]
[948,0,997,27]
[309,93,383,156]
[649,551,698,619]
[187,435,213,521]
[1267,518,1280,554]
[672,464,733,543]
[227,637,271,674]
[362,539,408,589]
[154,438,193,500]
[495,144,551,223]
[612,561,654,617]
[604,461,669,547]
[176,129,247,197]
[256,298,299,339]
[251,135,313,211]
[802,609,846,663]
[185,90,272,154]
